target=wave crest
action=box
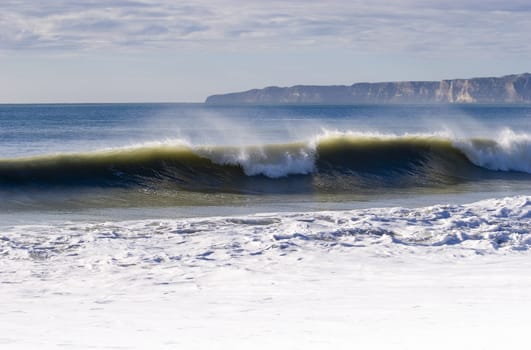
[198,143,316,178]
[453,129,531,173]
[0,131,530,193]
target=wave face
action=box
[0,134,530,195]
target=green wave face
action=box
[0,136,529,195]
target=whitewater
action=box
[1,103,530,349]
[2,195,531,349]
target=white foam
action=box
[454,129,531,173]
[198,144,316,178]
[2,196,530,270]
[2,196,531,349]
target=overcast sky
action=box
[1,0,530,102]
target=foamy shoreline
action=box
[1,196,530,349]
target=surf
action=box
[1,132,530,194]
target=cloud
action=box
[1,0,530,55]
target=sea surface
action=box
[2,103,530,349]
[0,103,530,224]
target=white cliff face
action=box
[435,80,453,103]
[206,73,531,104]
[455,80,476,103]
[505,81,520,102]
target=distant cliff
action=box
[205,73,531,104]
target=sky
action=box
[1,0,530,103]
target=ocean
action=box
[1,103,531,348]
[1,103,530,217]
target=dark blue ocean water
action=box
[0,103,530,221]
[1,103,530,157]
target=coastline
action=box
[1,195,530,349]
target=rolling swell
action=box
[0,146,245,192]
[0,135,529,195]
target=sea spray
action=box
[197,142,316,178]
[453,129,531,173]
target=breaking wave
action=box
[0,132,530,194]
